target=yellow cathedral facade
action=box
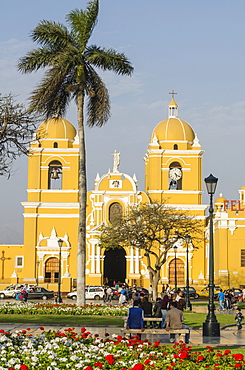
[1,94,245,293]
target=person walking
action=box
[148,285,153,302]
[153,297,162,328]
[165,301,190,343]
[218,289,225,311]
[160,292,172,328]
[175,290,186,311]
[235,308,244,330]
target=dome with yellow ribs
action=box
[151,98,195,143]
[215,194,227,204]
[37,117,76,140]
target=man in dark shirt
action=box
[161,293,172,328]
[140,296,152,328]
[126,299,145,338]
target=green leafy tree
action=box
[17,0,133,305]
[100,202,203,300]
[0,93,37,177]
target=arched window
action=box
[48,160,62,189]
[109,202,122,225]
[173,144,178,150]
[169,161,182,190]
[53,142,58,148]
[44,257,59,283]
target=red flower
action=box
[224,350,231,355]
[235,364,243,368]
[144,359,151,365]
[94,362,103,369]
[39,327,44,330]
[81,327,86,333]
[22,330,26,334]
[20,365,28,370]
[84,367,93,370]
[197,356,205,361]
[133,364,144,370]
[104,332,109,337]
[179,351,189,359]
[233,354,244,361]
[216,353,222,357]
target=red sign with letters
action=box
[223,200,244,212]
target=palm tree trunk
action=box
[76,89,86,307]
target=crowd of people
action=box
[126,286,190,343]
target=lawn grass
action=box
[0,315,123,326]
[0,312,236,328]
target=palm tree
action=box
[18,0,133,306]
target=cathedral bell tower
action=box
[21,117,79,287]
[144,92,204,205]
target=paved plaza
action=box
[0,323,244,347]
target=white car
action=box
[0,285,21,299]
[67,286,104,300]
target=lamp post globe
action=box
[203,174,220,339]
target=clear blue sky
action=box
[1,0,245,243]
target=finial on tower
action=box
[169,90,177,99]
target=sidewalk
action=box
[0,324,244,347]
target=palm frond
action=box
[29,65,76,118]
[66,0,98,50]
[84,64,110,127]
[18,47,60,73]
[85,45,134,75]
[31,20,72,48]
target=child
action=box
[235,308,244,330]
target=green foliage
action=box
[100,202,203,271]
[17,0,134,125]
[0,93,37,176]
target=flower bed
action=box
[0,302,128,316]
[0,327,243,369]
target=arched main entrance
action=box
[168,258,185,286]
[44,257,59,283]
[104,248,126,286]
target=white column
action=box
[96,245,101,273]
[135,248,139,274]
[130,247,134,273]
[91,243,95,273]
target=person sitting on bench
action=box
[126,299,145,338]
[165,301,190,343]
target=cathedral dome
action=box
[151,97,195,143]
[152,117,195,143]
[37,117,76,140]
[215,193,227,204]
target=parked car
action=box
[67,286,104,300]
[27,287,54,300]
[177,287,199,299]
[196,286,221,298]
[0,285,22,299]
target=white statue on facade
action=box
[112,150,120,173]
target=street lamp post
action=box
[185,234,192,311]
[173,245,178,291]
[203,174,220,338]
[57,239,63,303]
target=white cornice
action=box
[23,214,79,218]
[147,190,202,194]
[22,202,78,208]
[27,190,78,193]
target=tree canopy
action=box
[0,94,37,177]
[100,202,204,299]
